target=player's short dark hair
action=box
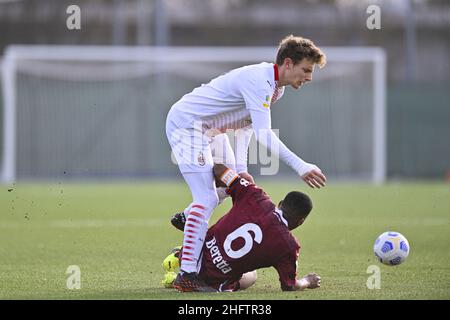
[281,191,313,220]
[276,35,326,68]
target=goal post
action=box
[1,45,386,184]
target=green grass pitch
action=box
[1,180,449,299]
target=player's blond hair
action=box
[276,35,326,68]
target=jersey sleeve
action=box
[228,176,261,204]
[240,73,274,114]
[274,248,300,291]
[238,74,313,177]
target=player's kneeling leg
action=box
[239,270,257,290]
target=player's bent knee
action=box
[239,270,257,290]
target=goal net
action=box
[1,46,386,183]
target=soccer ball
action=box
[373,231,410,266]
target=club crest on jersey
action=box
[263,95,271,108]
[198,151,205,166]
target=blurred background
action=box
[1,0,449,183]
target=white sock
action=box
[181,204,209,273]
[179,171,218,273]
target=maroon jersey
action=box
[199,177,300,291]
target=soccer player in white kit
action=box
[166,35,327,292]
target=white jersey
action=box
[166,62,317,177]
[167,62,284,135]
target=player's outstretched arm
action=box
[301,166,327,189]
[213,163,257,203]
[213,163,242,188]
[213,163,254,185]
[249,109,326,189]
[213,164,231,187]
[294,273,321,290]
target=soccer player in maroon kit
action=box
[172,163,321,292]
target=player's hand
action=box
[301,166,327,189]
[304,273,321,289]
[238,172,255,184]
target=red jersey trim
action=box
[274,64,279,82]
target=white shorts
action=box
[166,117,236,174]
